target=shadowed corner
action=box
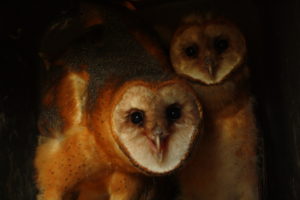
[0,38,39,199]
[0,0,80,199]
[0,1,47,197]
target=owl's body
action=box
[169,14,259,200]
[177,75,259,200]
[35,4,203,200]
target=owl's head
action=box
[104,79,202,175]
[170,15,246,85]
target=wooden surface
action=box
[256,0,300,199]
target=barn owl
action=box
[34,4,203,200]
[169,14,259,200]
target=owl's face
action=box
[170,18,246,85]
[111,80,202,174]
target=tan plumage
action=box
[171,14,246,86]
[169,14,259,200]
[34,5,203,200]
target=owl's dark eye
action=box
[130,111,144,126]
[184,44,199,58]
[214,37,229,54]
[166,104,181,122]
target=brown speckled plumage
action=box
[35,4,203,200]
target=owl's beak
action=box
[153,126,164,163]
[204,56,215,77]
[155,135,163,163]
[208,65,213,77]
[155,134,161,150]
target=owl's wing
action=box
[38,68,89,139]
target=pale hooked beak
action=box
[204,56,215,77]
[208,65,213,77]
[153,126,164,163]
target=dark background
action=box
[0,0,299,199]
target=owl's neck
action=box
[193,66,251,117]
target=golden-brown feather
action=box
[35,5,203,200]
[169,14,259,200]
